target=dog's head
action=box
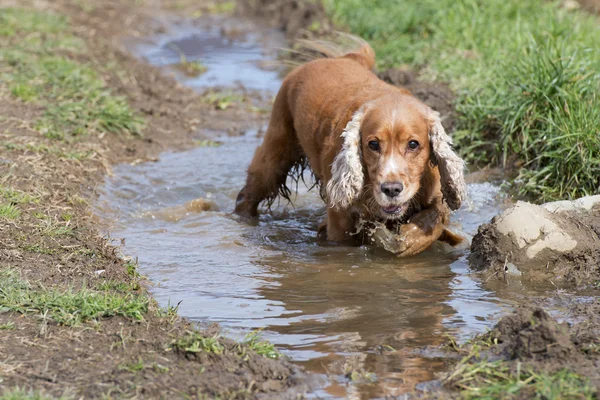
[326,94,466,219]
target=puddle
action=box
[128,15,286,93]
[97,138,517,397]
[96,15,574,398]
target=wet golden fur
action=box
[235,41,466,256]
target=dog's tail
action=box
[294,32,376,70]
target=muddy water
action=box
[128,15,285,93]
[97,16,540,399]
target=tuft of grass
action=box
[0,8,70,36]
[1,142,95,160]
[0,322,15,330]
[0,204,21,220]
[0,269,148,326]
[445,358,595,400]
[97,280,132,292]
[21,244,58,255]
[173,332,225,354]
[0,186,40,205]
[167,43,208,77]
[152,363,170,373]
[46,225,74,237]
[0,8,143,141]
[125,260,140,278]
[325,0,600,201]
[207,1,236,14]
[240,331,281,360]
[175,60,208,77]
[156,300,181,323]
[201,90,245,110]
[0,388,67,400]
[118,358,145,373]
[443,331,499,353]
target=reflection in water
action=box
[96,133,511,398]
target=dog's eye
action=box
[368,140,380,152]
[408,140,419,150]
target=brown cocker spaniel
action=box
[235,40,467,256]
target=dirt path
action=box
[0,1,311,398]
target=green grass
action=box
[2,142,95,160]
[0,204,21,220]
[0,186,40,205]
[175,60,208,77]
[441,333,597,398]
[118,358,146,373]
[173,332,225,354]
[0,269,148,326]
[0,388,67,400]
[21,244,58,255]
[325,0,600,201]
[46,225,74,237]
[97,280,132,292]
[0,8,143,141]
[0,322,15,330]
[125,260,140,278]
[202,90,245,110]
[445,358,595,400]
[240,331,281,360]
[173,330,282,360]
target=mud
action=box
[236,0,331,38]
[469,196,600,285]
[448,304,600,391]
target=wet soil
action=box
[236,0,332,38]
[470,201,600,285]
[445,302,600,394]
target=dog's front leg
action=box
[394,205,455,256]
[325,208,356,242]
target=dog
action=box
[234,39,467,256]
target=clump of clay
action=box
[143,198,217,223]
[490,308,576,362]
[354,218,464,256]
[469,195,600,284]
[360,220,406,254]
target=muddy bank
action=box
[443,303,600,397]
[236,0,331,38]
[469,196,600,285]
[0,0,311,398]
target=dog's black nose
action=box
[381,182,403,198]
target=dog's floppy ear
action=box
[428,111,467,210]
[326,108,366,210]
